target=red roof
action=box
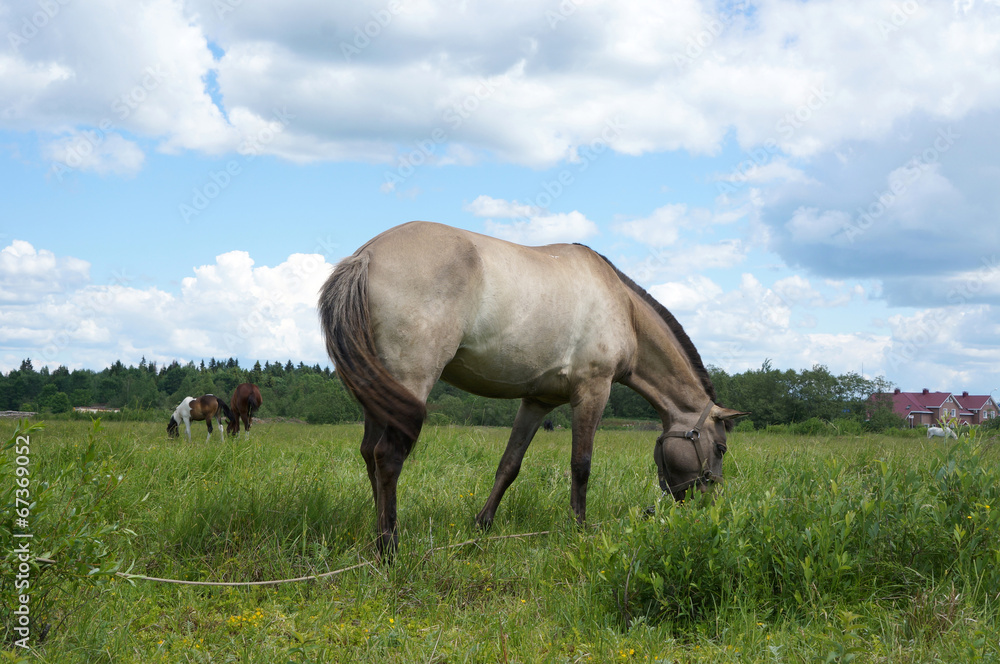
[954,393,996,412]
[881,391,932,415]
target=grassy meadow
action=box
[2,417,999,663]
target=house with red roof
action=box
[954,391,1000,425]
[873,388,998,427]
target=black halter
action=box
[655,402,722,495]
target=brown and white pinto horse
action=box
[319,221,747,558]
[227,383,263,436]
[167,394,234,443]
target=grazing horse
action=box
[227,382,263,436]
[167,394,234,443]
[319,221,747,557]
[927,426,957,440]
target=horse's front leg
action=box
[568,384,611,524]
[477,398,554,530]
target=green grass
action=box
[3,419,999,663]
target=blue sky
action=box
[1,0,999,396]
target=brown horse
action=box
[227,383,263,436]
[319,221,747,557]
[167,394,234,443]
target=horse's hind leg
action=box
[476,398,554,530]
[360,411,386,506]
[373,424,414,558]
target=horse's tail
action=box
[217,397,235,422]
[247,393,258,417]
[318,252,426,442]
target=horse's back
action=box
[362,222,636,400]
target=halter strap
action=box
[657,402,720,495]
[662,401,715,442]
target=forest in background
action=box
[0,357,906,431]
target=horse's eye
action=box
[715,442,727,457]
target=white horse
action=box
[167,395,232,442]
[927,426,957,440]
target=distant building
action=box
[0,411,37,418]
[954,391,999,425]
[73,405,121,414]
[872,388,998,427]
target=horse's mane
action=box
[581,246,718,404]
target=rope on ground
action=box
[34,529,554,588]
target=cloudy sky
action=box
[1,0,998,395]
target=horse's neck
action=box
[623,295,710,424]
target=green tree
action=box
[48,391,72,413]
[70,389,92,407]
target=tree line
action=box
[1,357,903,430]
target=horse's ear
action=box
[714,407,750,421]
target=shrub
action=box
[865,406,906,432]
[578,436,1000,628]
[1,420,131,646]
[830,417,864,436]
[789,417,832,435]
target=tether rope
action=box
[34,530,552,588]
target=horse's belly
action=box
[440,348,572,401]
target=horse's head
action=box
[166,416,179,438]
[226,418,238,435]
[654,403,748,501]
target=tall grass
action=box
[2,419,998,662]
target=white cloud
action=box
[484,211,598,245]
[0,244,335,372]
[628,239,747,282]
[43,131,146,177]
[0,240,90,303]
[468,194,598,244]
[464,195,539,219]
[616,204,692,247]
[4,1,1000,169]
[649,275,723,312]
